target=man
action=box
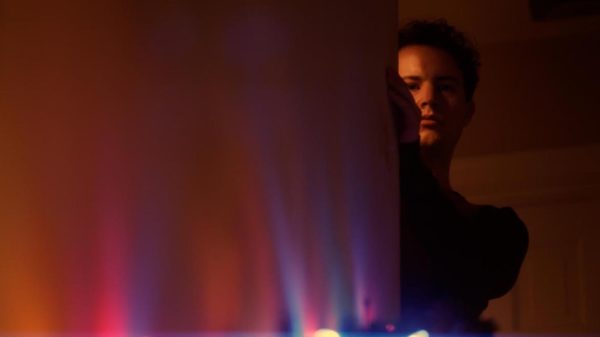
[387,20,529,333]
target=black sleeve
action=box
[399,141,529,301]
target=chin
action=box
[419,131,441,148]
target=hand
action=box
[386,67,420,143]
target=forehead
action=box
[397,45,463,81]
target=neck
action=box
[421,144,453,191]
[421,143,481,217]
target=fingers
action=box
[386,67,418,114]
[385,67,421,143]
[386,67,412,99]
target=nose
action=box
[416,82,439,114]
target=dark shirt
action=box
[399,141,529,333]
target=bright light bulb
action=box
[313,328,340,337]
[408,329,429,337]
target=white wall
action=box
[452,144,600,332]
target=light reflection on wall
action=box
[0,0,398,334]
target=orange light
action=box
[313,328,341,337]
[408,329,429,337]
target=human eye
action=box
[437,82,458,92]
[405,82,420,91]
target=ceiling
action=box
[398,0,600,45]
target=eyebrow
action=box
[401,76,422,82]
[435,76,461,84]
[401,75,462,84]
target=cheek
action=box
[446,104,470,130]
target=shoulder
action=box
[451,192,529,242]
[477,205,521,220]
[475,205,526,230]
[473,204,529,251]
[450,191,523,224]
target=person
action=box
[386,19,529,334]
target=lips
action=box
[420,117,442,128]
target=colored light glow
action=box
[313,329,340,337]
[0,2,399,332]
[408,329,429,337]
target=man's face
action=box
[397,45,474,151]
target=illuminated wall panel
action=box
[0,1,398,334]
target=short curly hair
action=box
[397,19,481,101]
